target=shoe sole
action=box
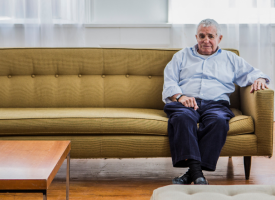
[172,180,192,185]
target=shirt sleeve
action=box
[162,51,183,103]
[233,55,270,87]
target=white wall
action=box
[90,0,168,24]
[1,24,274,60]
[84,26,170,48]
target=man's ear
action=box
[218,35,223,43]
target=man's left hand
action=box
[250,78,269,93]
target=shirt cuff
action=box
[263,78,270,84]
[258,76,270,84]
[251,74,270,85]
[162,86,182,103]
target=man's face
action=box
[195,25,223,55]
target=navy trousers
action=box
[164,99,234,171]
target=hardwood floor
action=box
[1,125,275,200]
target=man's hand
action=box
[178,96,199,110]
[250,78,269,93]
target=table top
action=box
[0,140,71,190]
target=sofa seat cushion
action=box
[228,108,254,136]
[0,108,168,136]
[0,108,254,136]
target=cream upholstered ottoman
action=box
[151,185,275,200]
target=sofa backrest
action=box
[0,48,240,110]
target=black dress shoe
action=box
[193,177,209,185]
[172,173,192,184]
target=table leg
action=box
[66,151,70,200]
[43,190,47,200]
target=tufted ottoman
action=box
[151,185,275,200]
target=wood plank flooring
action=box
[1,125,275,199]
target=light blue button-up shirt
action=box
[162,45,270,104]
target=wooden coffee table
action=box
[0,141,71,200]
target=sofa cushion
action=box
[227,108,254,136]
[0,108,253,136]
[0,108,168,136]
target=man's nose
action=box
[203,37,210,43]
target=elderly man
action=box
[162,19,270,185]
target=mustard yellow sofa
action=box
[0,48,273,179]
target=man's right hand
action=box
[169,94,199,110]
[178,96,199,110]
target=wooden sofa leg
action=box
[244,156,252,180]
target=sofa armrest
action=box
[240,86,274,156]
